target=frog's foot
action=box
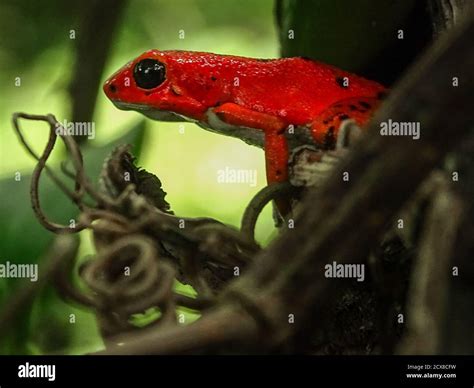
[288,120,362,188]
[336,119,363,149]
[288,146,341,187]
[290,96,371,188]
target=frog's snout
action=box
[103,78,118,100]
[107,82,117,94]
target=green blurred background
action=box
[0,0,278,228]
[0,0,278,355]
[0,0,430,354]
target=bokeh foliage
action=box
[0,0,277,354]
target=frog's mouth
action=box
[110,100,184,122]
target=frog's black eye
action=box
[133,59,166,89]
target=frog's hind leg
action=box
[310,96,382,149]
[288,97,380,189]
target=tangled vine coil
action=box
[11,112,288,337]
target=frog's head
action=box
[103,50,205,121]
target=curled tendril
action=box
[241,182,299,243]
[11,112,297,340]
[80,236,177,334]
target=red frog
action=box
[103,50,386,204]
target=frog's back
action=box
[229,56,385,125]
[163,51,385,125]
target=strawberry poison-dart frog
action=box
[104,50,386,205]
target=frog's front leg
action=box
[210,103,289,184]
[209,103,293,217]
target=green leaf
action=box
[277,0,424,84]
